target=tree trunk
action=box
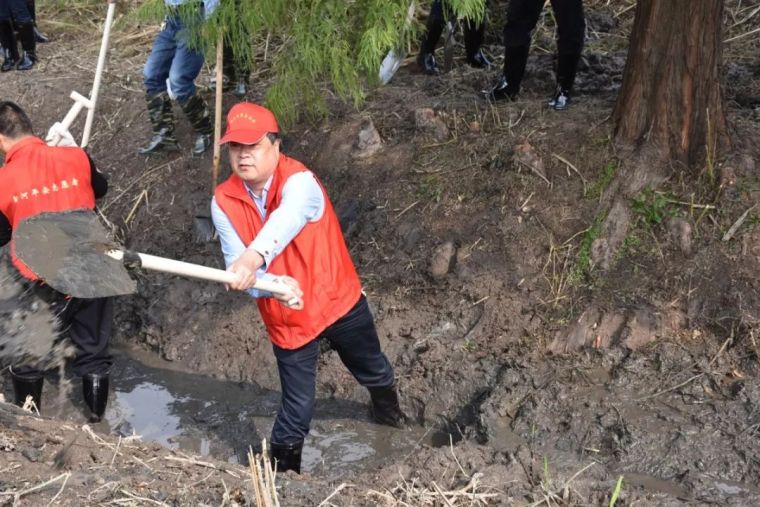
[613,0,730,168]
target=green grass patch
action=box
[571,210,607,284]
[586,160,617,199]
[631,187,680,226]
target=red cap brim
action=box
[219,130,268,145]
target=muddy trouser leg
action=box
[321,295,406,427]
[270,339,319,473]
[502,0,544,94]
[550,0,585,93]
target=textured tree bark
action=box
[613,0,730,168]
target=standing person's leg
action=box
[66,297,114,422]
[25,0,47,43]
[169,26,212,156]
[0,16,20,71]
[140,16,180,154]
[8,0,34,70]
[463,15,490,68]
[322,295,408,428]
[417,0,445,75]
[270,340,320,474]
[483,0,544,100]
[548,0,585,110]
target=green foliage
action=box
[586,160,617,199]
[571,210,606,284]
[631,187,678,226]
[134,1,486,127]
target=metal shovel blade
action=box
[14,210,136,298]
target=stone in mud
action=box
[352,118,382,159]
[414,108,449,142]
[666,217,693,256]
[430,241,456,279]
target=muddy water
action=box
[28,346,430,477]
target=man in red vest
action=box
[212,102,408,474]
[0,101,112,422]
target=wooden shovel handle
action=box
[107,250,295,297]
[212,32,224,191]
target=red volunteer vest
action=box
[214,154,362,349]
[0,136,95,280]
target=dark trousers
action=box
[271,295,395,444]
[420,0,486,59]
[0,0,33,23]
[504,0,584,54]
[15,283,113,378]
[502,0,585,91]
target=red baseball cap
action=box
[219,102,279,145]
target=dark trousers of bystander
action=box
[270,295,395,445]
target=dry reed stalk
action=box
[247,440,280,507]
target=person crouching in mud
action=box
[212,102,408,474]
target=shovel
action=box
[378,1,416,85]
[13,210,297,301]
[192,32,225,243]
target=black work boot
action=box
[269,440,303,474]
[139,92,178,155]
[179,92,212,156]
[16,22,36,71]
[82,373,109,423]
[9,367,44,411]
[368,385,409,428]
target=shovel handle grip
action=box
[108,250,294,297]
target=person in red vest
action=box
[211,102,408,474]
[0,101,112,422]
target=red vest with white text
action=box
[214,154,362,349]
[0,137,95,280]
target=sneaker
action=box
[549,88,571,111]
[482,75,518,101]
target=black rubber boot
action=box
[139,92,178,155]
[0,20,19,71]
[82,373,109,423]
[368,385,409,428]
[269,441,303,474]
[9,367,43,410]
[179,92,213,156]
[16,22,35,71]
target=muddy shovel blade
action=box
[14,210,136,298]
